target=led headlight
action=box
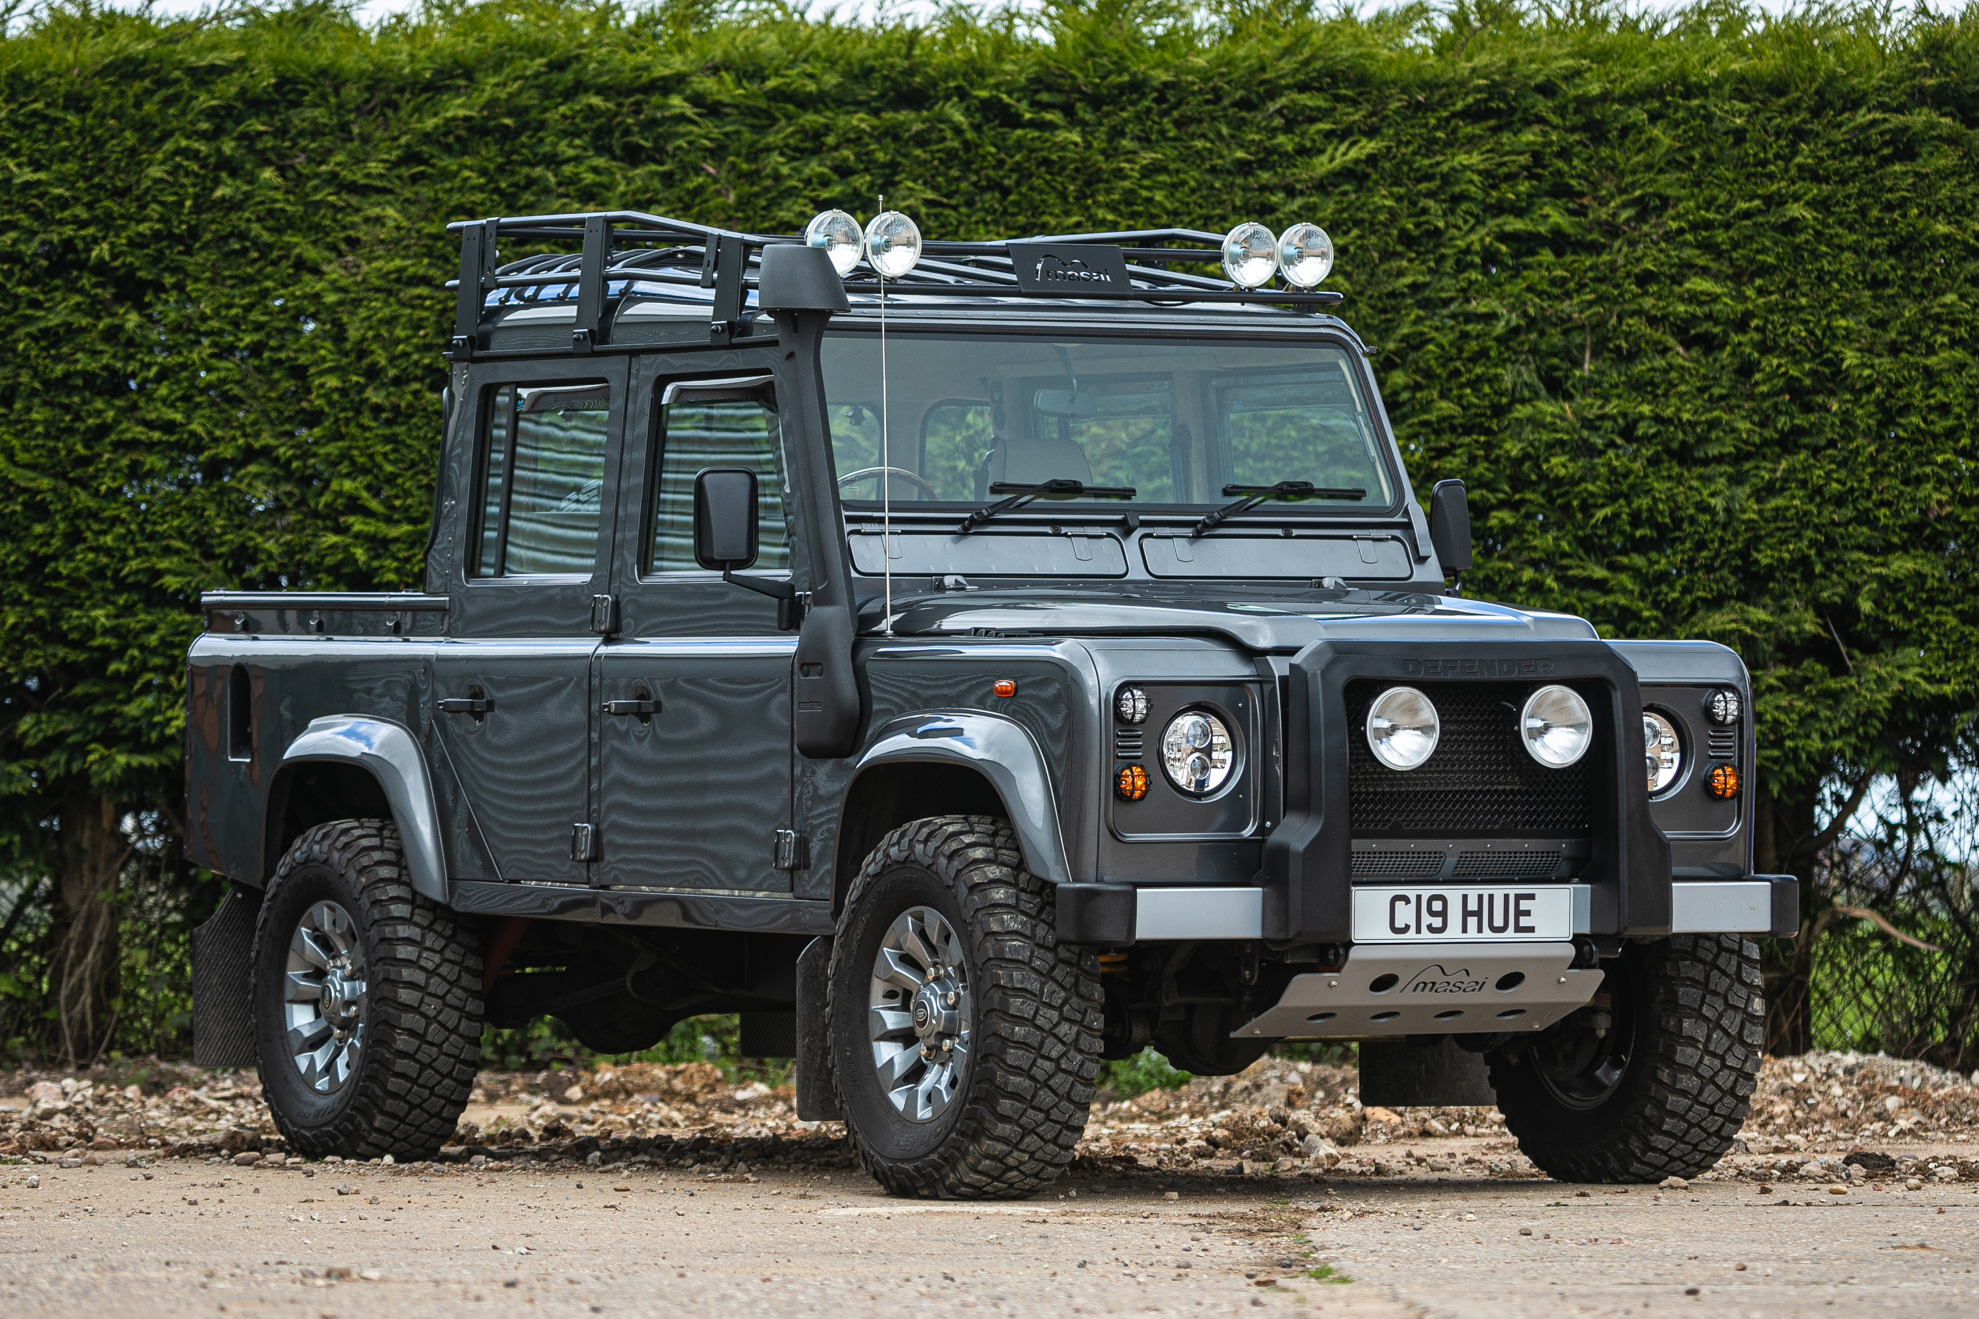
[804,209,863,276]
[1276,223,1334,288]
[1705,687,1742,726]
[1643,710,1683,794]
[1160,710,1234,796]
[1365,686,1439,771]
[863,211,923,279]
[1220,222,1279,289]
[1116,686,1149,725]
[1521,685,1593,768]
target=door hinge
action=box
[590,593,618,635]
[571,822,598,861]
[774,829,810,871]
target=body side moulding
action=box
[280,715,449,902]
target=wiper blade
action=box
[957,479,1138,533]
[1191,480,1366,538]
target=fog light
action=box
[1707,764,1741,799]
[1116,686,1149,724]
[863,211,922,279]
[1705,688,1743,725]
[1276,223,1333,288]
[1366,686,1439,771]
[1520,684,1593,768]
[1116,764,1149,801]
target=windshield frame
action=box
[818,322,1409,524]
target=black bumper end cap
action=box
[1056,883,1135,945]
[1756,874,1799,937]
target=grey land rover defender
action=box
[185,209,1793,1197]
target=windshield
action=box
[820,334,1395,511]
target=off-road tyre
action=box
[827,815,1104,1199]
[252,819,483,1160]
[1487,933,1763,1183]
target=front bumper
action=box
[1055,876,1799,944]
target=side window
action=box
[648,396,790,574]
[472,382,612,577]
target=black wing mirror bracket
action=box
[1427,478,1472,595]
[693,467,804,630]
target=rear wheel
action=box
[827,816,1104,1198]
[252,819,483,1160]
[1487,933,1762,1182]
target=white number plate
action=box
[1352,885,1574,943]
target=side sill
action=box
[450,881,835,937]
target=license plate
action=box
[1352,885,1574,943]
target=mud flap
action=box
[1359,1037,1496,1107]
[793,936,841,1121]
[192,883,261,1069]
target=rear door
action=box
[595,353,798,893]
[435,359,627,884]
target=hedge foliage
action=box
[1,0,1976,1050]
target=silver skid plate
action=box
[1233,942,1604,1040]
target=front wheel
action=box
[252,819,483,1160]
[1487,933,1763,1182]
[827,816,1104,1198]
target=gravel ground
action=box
[3,1051,1977,1316]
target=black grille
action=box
[1350,850,1444,878]
[1346,680,1597,837]
[1114,728,1145,760]
[1451,849,1564,878]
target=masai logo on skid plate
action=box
[1401,657,1556,679]
[1402,964,1487,995]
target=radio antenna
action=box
[878,193,893,637]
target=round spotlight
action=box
[1276,223,1334,288]
[1705,687,1743,726]
[1220,222,1279,289]
[1365,686,1439,771]
[1160,710,1235,796]
[1116,686,1149,725]
[804,210,863,276]
[1643,711,1683,795]
[863,211,923,279]
[1521,685,1593,768]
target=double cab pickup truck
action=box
[186,209,1792,1197]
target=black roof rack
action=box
[447,211,1342,350]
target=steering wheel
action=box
[836,466,942,499]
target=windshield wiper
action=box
[957,479,1138,533]
[1191,480,1366,538]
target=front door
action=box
[435,360,626,884]
[595,359,798,892]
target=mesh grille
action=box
[1451,850,1564,878]
[1350,850,1445,877]
[1346,680,1597,837]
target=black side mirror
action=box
[693,468,760,570]
[1428,479,1472,577]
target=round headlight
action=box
[804,210,863,276]
[1521,685,1593,768]
[1220,222,1279,289]
[1365,686,1439,771]
[1643,711,1683,795]
[1160,710,1234,796]
[863,211,922,279]
[1276,223,1334,288]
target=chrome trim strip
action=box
[1135,887,1264,941]
[1670,880,1772,933]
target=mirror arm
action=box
[721,569,797,602]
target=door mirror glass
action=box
[694,468,760,570]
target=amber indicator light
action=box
[993,679,1017,698]
[1116,765,1149,801]
[1706,764,1740,799]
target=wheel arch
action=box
[265,715,448,902]
[832,712,1073,917]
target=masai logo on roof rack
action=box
[1009,243,1133,294]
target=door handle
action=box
[438,696,493,715]
[602,698,659,716]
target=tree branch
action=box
[1834,905,1943,953]
[1809,771,1874,859]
